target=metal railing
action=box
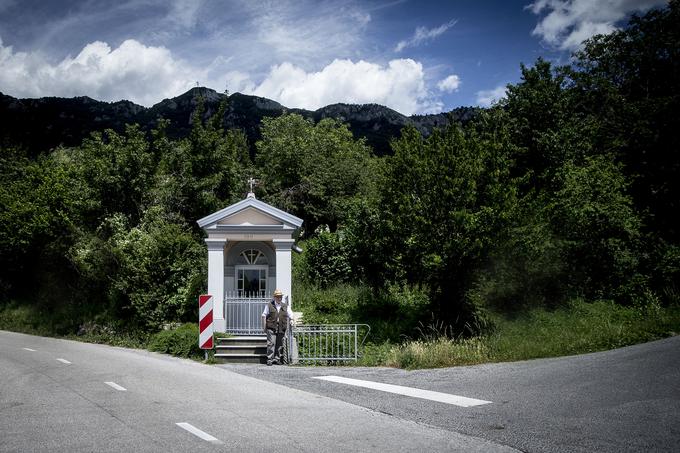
[224,291,270,335]
[223,292,371,364]
[290,324,370,364]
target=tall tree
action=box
[349,120,517,329]
[256,114,380,234]
[571,0,680,241]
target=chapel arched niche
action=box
[224,241,276,296]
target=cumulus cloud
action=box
[0,38,200,106]
[0,37,444,115]
[527,0,667,50]
[395,19,457,52]
[476,85,507,107]
[250,58,442,115]
[437,74,461,93]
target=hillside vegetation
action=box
[1,3,679,366]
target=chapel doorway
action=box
[235,248,268,296]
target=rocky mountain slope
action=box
[0,88,479,156]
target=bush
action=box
[148,323,202,358]
[71,320,150,348]
[356,342,394,366]
[652,242,680,305]
[103,209,206,329]
[353,284,431,342]
[0,303,51,336]
[291,280,432,342]
[292,281,360,324]
[297,231,352,287]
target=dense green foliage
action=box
[1,3,679,351]
[148,323,202,358]
[255,114,380,233]
[0,95,248,332]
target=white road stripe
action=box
[22,348,36,352]
[176,423,222,444]
[312,375,492,407]
[104,381,127,391]
[56,358,71,364]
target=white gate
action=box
[224,291,270,335]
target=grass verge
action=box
[3,298,678,369]
[358,299,680,369]
[0,303,204,359]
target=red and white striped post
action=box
[199,295,214,359]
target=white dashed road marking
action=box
[176,423,223,444]
[312,375,492,407]
[22,348,36,352]
[104,381,127,391]
[56,358,72,364]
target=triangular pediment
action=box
[197,195,303,231]
[217,207,280,226]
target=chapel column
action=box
[272,239,295,307]
[206,238,227,332]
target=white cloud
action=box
[250,58,441,115]
[527,0,667,50]
[0,38,201,106]
[223,70,257,95]
[395,19,457,52]
[437,74,461,93]
[476,85,507,107]
[0,37,444,115]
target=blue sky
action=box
[0,0,667,115]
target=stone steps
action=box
[214,336,268,364]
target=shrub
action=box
[298,231,352,287]
[148,323,202,358]
[292,281,360,324]
[103,209,206,329]
[0,303,51,336]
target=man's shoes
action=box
[266,361,272,366]
[272,359,280,365]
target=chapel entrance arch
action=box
[235,248,269,296]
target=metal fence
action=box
[290,324,370,364]
[224,291,270,335]
[223,293,371,364]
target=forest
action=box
[1,3,678,363]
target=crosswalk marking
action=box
[56,358,71,364]
[312,375,492,407]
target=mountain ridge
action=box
[0,87,480,156]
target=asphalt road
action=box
[2,330,678,452]
[0,330,515,452]
[222,335,680,452]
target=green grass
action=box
[0,303,53,336]
[359,299,680,369]
[4,295,679,369]
[0,302,215,361]
[487,299,679,362]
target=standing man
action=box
[262,289,293,365]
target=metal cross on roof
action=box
[248,177,257,193]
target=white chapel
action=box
[196,189,303,333]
